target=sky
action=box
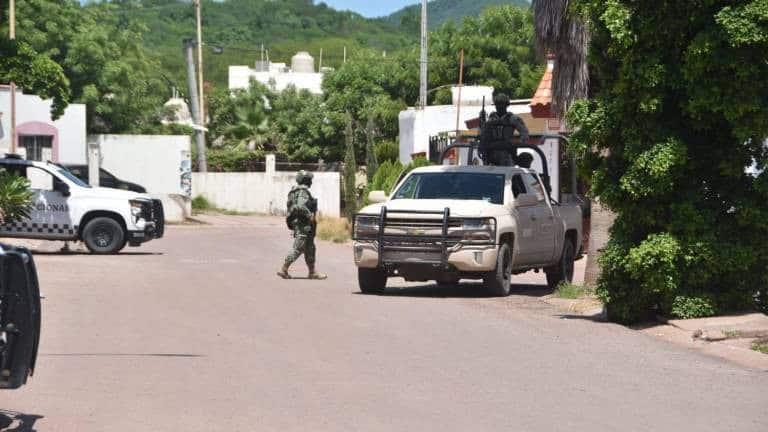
[318,0,419,18]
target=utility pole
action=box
[194,0,205,127]
[184,39,207,172]
[419,0,428,109]
[9,0,17,153]
[454,49,464,134]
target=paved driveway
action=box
[1,217,766,431]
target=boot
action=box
[308,265,327,280]
[276,264,292,279]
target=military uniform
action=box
[278,171,327,280]
[480,93,530,166]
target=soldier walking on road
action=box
[277,171,327,280]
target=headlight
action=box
[354,215,380,239]
[458,218,496,243]
[130,200,145,219]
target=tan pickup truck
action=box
[352,165,583,296]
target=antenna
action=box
[480,96,487,128]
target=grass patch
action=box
[554,282,593,299]
[752,339,768,355]
[192,195,213,211]
[316,216,351,243]
[191,195,255,216]
[723,329,742,338]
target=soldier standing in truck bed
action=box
[277,171,327,280]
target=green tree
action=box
[15,0,166,133]
[343,113,358,220]
[0,39,70,118]
[269,86,341,161]
[566,0,768,322]
[431,5,543,101]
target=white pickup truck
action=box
[353,165,583,296]
[0,155,164,254]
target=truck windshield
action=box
[392,172,506,204]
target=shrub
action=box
[374,140,399,163]
[0,169,33,223]
[192,196,213,211]
[671,295,717,320]
[204,149,265,172]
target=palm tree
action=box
[532,0,614,286]
[0,169,33,225]
[223,104,270,151]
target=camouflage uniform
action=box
[278,171,327,279]
[483,93,530,166]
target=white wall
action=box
[89,134,193,223]
[92,134,191,195]
[0,87,87,163]
[229,66,324,95]
[192,172,341,218]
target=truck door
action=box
[522,173,557,264]
[25,167,76,239]
[511,174,539,266]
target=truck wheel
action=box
[546,240,575,289]
[82,217,126,254]
[483,243,512,296]
[358,267,387,294]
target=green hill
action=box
[386,0,531,29]
[101,0,415,90]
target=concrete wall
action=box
[193,171,341,218]
[0,86,87,163]
[89,134,193,222]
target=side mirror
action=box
[54,181,70,197]
[514,193,539,207]
[368,190,387,204]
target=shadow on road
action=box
[39,353,204,358]
[0,409,43,432]
[358,282,554,299]
[30,251,163,256]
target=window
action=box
[20,135,53,162]
[523,173,546,202]
[511,174,526,198]
[392,172,506,205]
[26,167,54,191]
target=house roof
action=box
[530,55,556,119]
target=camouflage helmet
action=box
[296,170,313,185]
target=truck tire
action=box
[483,243,512,296]
[546,240,575,289]
[358,267,387,294]
[82,217,126,254]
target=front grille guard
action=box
[375,207,455,268]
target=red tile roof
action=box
[530,55,556,119]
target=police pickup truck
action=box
[0,155,163,254]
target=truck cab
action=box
[0,155,164,254]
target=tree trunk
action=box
[583,199,615,286]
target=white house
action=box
[0,85,87,163]
[229,51,326,95]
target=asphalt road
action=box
[2,217,766,431]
